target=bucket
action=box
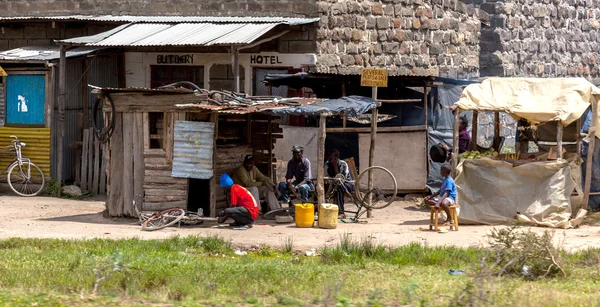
[295,203,315,228]
[318,203,339,229]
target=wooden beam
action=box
[583,100,598,210]
[209,112,219,217]
[122,113,134,216]
[377,99,422,103]
[424,84,429,175]
[317,115,326,206]
[452,109,460,178]
[326,126,426,133]
[57,45,67,195]
[232,46,240,93]
[493,111,500,151]
[367,107,378,218]
[268,115,273,178]
[556,122,564,159]
[82,58,89,129]
[471,111,479,151]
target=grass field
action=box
[0,229,598,306]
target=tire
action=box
[263,208,292,220]
[7,162,45,197]
[142,208,186,231]
[355,166,397,210]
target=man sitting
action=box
[325,149,353,218]
[218,173,259,227]
[232,154,280,213]
[278,146,313,207]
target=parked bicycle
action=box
[133,195,218,231]
[0,136,45,196]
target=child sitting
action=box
[425,164,457,225]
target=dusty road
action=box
[1,195,599,251]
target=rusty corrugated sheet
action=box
[0,127,50,175]
[171,120,214,179]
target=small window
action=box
[149,112,164,149]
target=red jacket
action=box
[230,184,259,220]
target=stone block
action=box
[332,2,347,15]
[347,1,362,14]
[343,15,356,28]
[392,18,402,29]
[377,17,391,29]
[372,3,384,15]
[347,42,359,54]
[316,29,330,40]
[354,55,364,66]
[351,30,365,41]
[341,55,355,65]
[366,16,377,29]
[412,18,421,29]
[383,42,400,53]
[429,43,446,55]
[384,4,395,16]
[371,43,383,55]
[278,40,290,53]
[289,41,316,53]
[317,54,341,67]
[319,16,329,28]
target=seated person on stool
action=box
[218,173,259,227]
[232,154,280,213]
[278,146,313,207]
[325,149,353,218]
[425,164,457,225]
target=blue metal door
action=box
[6,75,45,125]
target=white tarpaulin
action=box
[455,156,583,228]
[455,78,600,127]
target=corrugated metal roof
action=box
[57,22,286,47]
[171,121,215,179]
[175,98,323,114]
[0,15,319,25]
[0,46,101,62]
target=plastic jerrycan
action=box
[295,203,315,228]
[318,203,339,229]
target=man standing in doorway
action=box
[232,154,280,213]
[278,146,313,207]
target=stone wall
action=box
[313,0,488,79]
[0,0,317,18]
[0,23,116,51]
[471,0,600,84]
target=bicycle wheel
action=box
[355,166,397,209]
[263,208,292,220]
[142,208,185,231]
[7,162,45,197]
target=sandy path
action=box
[0,195,599,251]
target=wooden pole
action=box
[583,100,598,210]
[493,111,500,151]
[268,115,273,178]
[57,45,67,195]
[424,84,429,173]
[367,87,378,218]
[317,115,326,206]
[232,46,240,93]
[452,109,460,178]
[209,112,219,216]
[556,121,564,159]
[471,111,479,151]
[82,57,89,130]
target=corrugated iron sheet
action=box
[171,121,214,179]
[0,15,319,25]
[0,128,51,176]
[175,98,323,114]
[58,22,282,47]
[0,46,101,62]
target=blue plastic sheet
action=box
[264,96,378,117]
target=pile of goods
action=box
[458,149,496,160]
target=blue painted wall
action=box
[6,75,45,125]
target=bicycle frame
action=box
[0,137,32,180]
[325,178,367,220]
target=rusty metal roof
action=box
[176,98,323,114]
[56,18,318,47]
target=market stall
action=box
[451,78,600,228]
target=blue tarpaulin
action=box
[264,96,379,117]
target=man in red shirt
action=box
[218,173,259,227]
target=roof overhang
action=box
[55,18,319,48]
[0,46,103,63]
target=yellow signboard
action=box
[360,68,388,87]
[0,66,6,77]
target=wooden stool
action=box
[429,205,459,231]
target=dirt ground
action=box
[1,195,600,251]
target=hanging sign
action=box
[360,68,388,87]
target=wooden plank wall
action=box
[213,144,252,211]
[79,128,106,194]
[250,114,281,177]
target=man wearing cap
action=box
[218,173,259,227]
[232,154,280,213]
[278,145,313,207]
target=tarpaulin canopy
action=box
[455,78,600,126]
[262,96,379,117]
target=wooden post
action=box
[82,57,89,129]
[493,111,500,151]
[556,121,564,159]
[471,111,479,151]
[452,109,460,178]
[268,115,273,178]
[268,85,272,96]
[583,100,598,210]
[317,115,326,206]
[231,46,240,93]
[209,112,219,217]
[424,84,429,173]
[342,82,347,128]
[367,86,378,218]
[57,45,67,195]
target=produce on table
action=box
[458,149,496,160]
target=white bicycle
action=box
[0,136,45,196]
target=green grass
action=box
[0,234,598,306]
